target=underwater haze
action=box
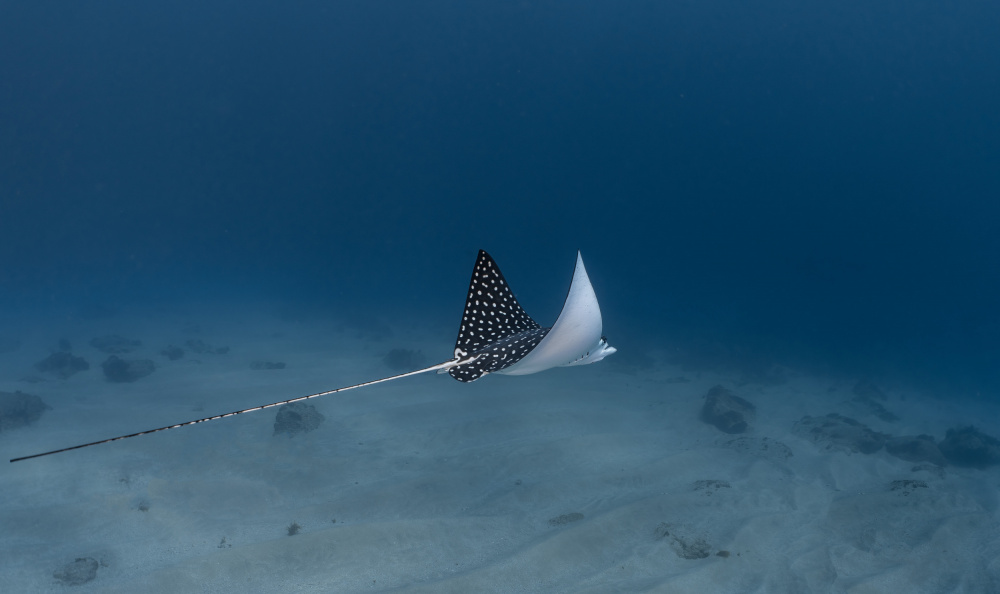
[2,0,1000,391]
[3,1,1000,592]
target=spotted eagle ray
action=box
[11,250,615,462]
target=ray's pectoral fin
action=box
[446,250,551,382]
[499,251,616,376]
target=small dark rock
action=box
[792,413,888,454]
[674,538,711,559]
[700,385,755,434]
[161,345,184,361]
[548,512,585,526]
[383,348,427,371]
[90,335,141,354]
[53,557,99,585]
[939,426,1000,469]
[717,550,731,558]
[885,435,948,466]
[287,521,302,536]
[101,356,156,383]
[692,480,731,494]
[185,339,229,354]
[655,523,711,559]
[251,361,286,370]
[0,391,51,432]
[35,351,90,379]
[889,479,928,495]
[273,402,325,436]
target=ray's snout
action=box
[567,335,617,366]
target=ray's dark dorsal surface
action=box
[10,250,615,463]
[449,250,550,382]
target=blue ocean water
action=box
[2,2,998,396]
[4,3,1000,591]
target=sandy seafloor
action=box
[2,303,999,593]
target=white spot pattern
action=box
[449,250,549,382]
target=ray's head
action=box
[597,335,618,361]
[566,335,617,367]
